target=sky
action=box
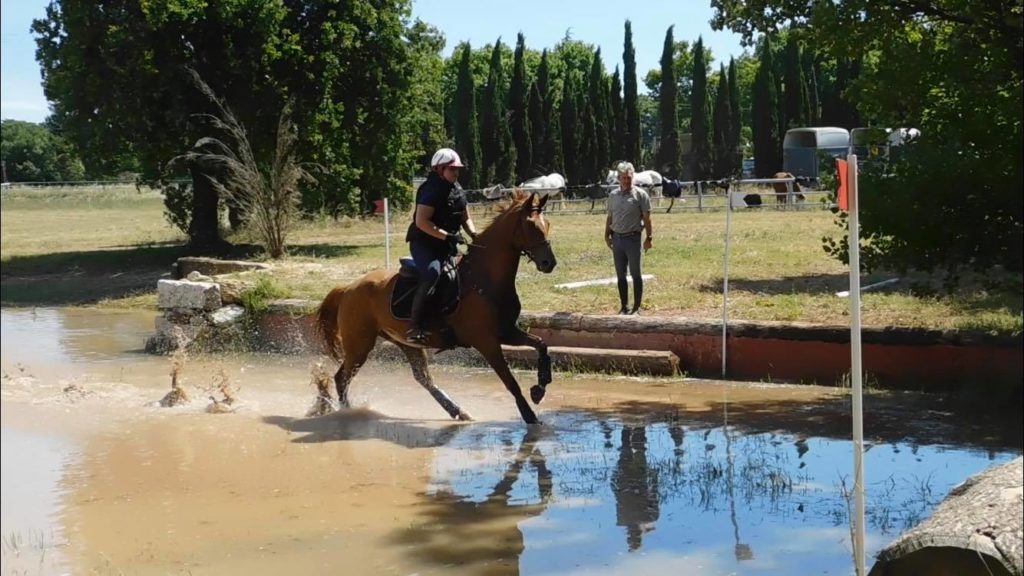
[1,0,748,124]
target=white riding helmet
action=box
[431,148,465,168]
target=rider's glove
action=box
[446,231,466,251]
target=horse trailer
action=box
[783,127,850,181]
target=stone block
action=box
[157,279,222,311]
[173,257,271,279]
[209,305,246,327]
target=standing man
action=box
[605,162,653,315]
[405,148,480,343]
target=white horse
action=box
[520,173,566,211]
[605,169,664,207]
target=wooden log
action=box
[502,345,680,376]
[868,456,1023,576]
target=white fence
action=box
[463,176,835,214]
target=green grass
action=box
[1,185,1020,334]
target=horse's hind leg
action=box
[334,338,375,408]
[396,343,473,421]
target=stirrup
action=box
[406,328,431,343]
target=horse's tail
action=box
[315,285,348,361]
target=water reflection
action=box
[613,425,659,551]
[424,412,1020,575]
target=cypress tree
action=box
[588,48,610,179]
[510,33,532,183]
[712,64,733,178]
[804,51,820,125]
[727,57,742,175]
[581,102,599,182]
[783,35,806,130]
[536,49,561,172]
[656,26,681,178]
[623,20,641,163]
[481,39,516,185]
[560,76,580,184]
[690,37,712,180]
[452,44,482,189]
[527,80,544,175]
[609,67,625,162]
[752,35,781,177]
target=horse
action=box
[520,173,566,211]
[315,190,557,425]
[660,178,689,213]
[605,169,664,207]
[573,182,611,213]
[771,172,805,206]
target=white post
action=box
[383,197,391,270]
[848,154,866,576]
[721,189,734,377]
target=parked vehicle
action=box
[783,127,850,181]
[851,127,921,168]
[741,158,755,178]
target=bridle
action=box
[519,204,551,264]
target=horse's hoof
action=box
[456,411,474,421]
[530,385,546,405]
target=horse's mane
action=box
[492,189,532,215]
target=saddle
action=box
[390,256,461,321]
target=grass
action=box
[1,184,1021,334]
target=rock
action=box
[157,279,222,311]
[208,305,246,327]
[218,279,254,305]
[186,270,214,282]
[173,256,271,279]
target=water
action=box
[1,307,1019,575]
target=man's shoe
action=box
[617,308,629,315]
[629,307,641,316]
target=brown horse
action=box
[772,172,805,205]
[315,190,557,424]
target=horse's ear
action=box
[524,191,539,215]
[536,192,549,210]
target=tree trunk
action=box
[187,164,230,254]
[869,456,1022,576]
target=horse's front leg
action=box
[476,339,540,425]
[500,327,551,405]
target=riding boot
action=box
[617,278,629,314]
[407,280,434,342]
[631,276,644,315]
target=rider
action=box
[405,148,480,343]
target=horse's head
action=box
[516,191,556,273]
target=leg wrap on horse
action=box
[530,346,552,404]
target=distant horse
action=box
[660,178,689,213]
[316,191,557,425]
[606,169,664,206]
[574,183,611,213]
[520,173,566,211]
[772,172,805,206]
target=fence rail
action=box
[464,177,835,215]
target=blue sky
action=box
[1,0,747,124]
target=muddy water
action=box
[1,308,1020,576]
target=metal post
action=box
[697,181,703,212]
[384,197,391,270]
[848,154,866,576]
[721,188,733,377]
